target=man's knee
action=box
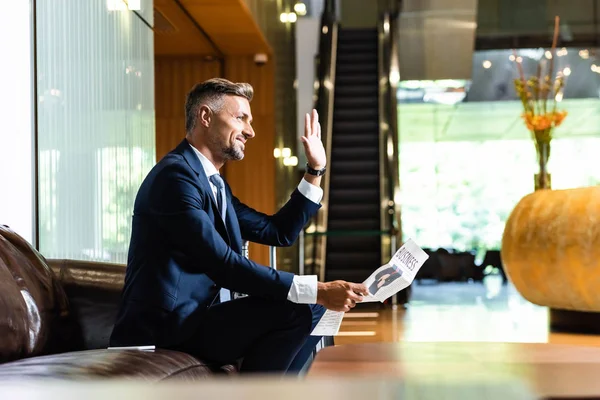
[270,301,313,328]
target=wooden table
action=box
[2,343,599,400]
[308,342,600,398]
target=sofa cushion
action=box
[0,226,69,363]
[0,349,236,381]
[47,259,126,351]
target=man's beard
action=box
[223,143,244,161]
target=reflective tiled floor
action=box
[336,275,600,347]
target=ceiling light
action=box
[294,2,307,16]
[273,148,281,158]
[282,148,291,158]
[555,92,563,102]
[107,0,127,11]
[563,67,571,76]
[389,69,400,85]
[482,60,492,69]
[288,12,297,23]
[127,0,140,10]
[283,156,298,166]
[579,49,589,59]
[279,13,289,23]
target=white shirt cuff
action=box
[287,275,318,304]
[297,178,323,204]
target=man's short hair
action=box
[185,78,254,133]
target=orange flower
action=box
[553,110,567,127]
[521,110,567,131]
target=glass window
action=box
[398,48,600,252]
[36,0,155,263]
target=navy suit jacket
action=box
[109,139,320,347]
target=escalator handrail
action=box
[308,0,338,281]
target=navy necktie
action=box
[209,174,226,222]
[209,174,231,302]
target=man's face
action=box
[208,95,255,161]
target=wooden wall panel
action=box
[155,56,222,160]
[223,55,276,266]
[154,55,276,266]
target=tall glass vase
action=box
[534,139,551,190]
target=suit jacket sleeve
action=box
[149,163,294,300]
[231,188,321,247]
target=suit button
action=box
[212,284,217,288]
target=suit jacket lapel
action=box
[175,139,230,244]
[224,188,242,254]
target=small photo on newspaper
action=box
[361,238,429,303]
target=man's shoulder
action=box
[139,152,199,195]
[152,151,193,176]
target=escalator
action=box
[307,0,402,302]
[324,28,381,283]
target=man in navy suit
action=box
[110,78,368,373]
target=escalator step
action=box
[335,74,378,86]
[325,269,378,283]
[334,96,378,109]
[330,188,379,204]
[338,28,377,39]
[337,42,377,53]
[328,219,380,230]
[334,85,378,97]
[327,236,381,252]
[327,235,380,249]
[331,146,378,161]
[327,251,381,266]
[329,175,380,189]
[332,160,378,174]
[337,52,377,64]
[336,63,378,75]
[333,120,379,133]
[332,134,379,147]
[334,108,378,121]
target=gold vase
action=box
[534,137,551,191]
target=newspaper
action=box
[310,238,429,336]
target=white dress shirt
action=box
[190,144,320,304]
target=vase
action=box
[534,140,551,190]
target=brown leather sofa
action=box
[0,225,236,380]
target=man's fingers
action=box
[304,113,311,138]
[312,109,318,137]
[345,298,356,306]
[348,291,364,302]
[351,283,369,296]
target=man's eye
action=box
[237,116,244,120]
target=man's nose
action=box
[244,123,255,139]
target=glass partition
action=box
[36,0,155,263]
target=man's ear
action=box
[198,105,212,128]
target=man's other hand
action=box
[316,281,369,312]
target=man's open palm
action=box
[301,109,326,170]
